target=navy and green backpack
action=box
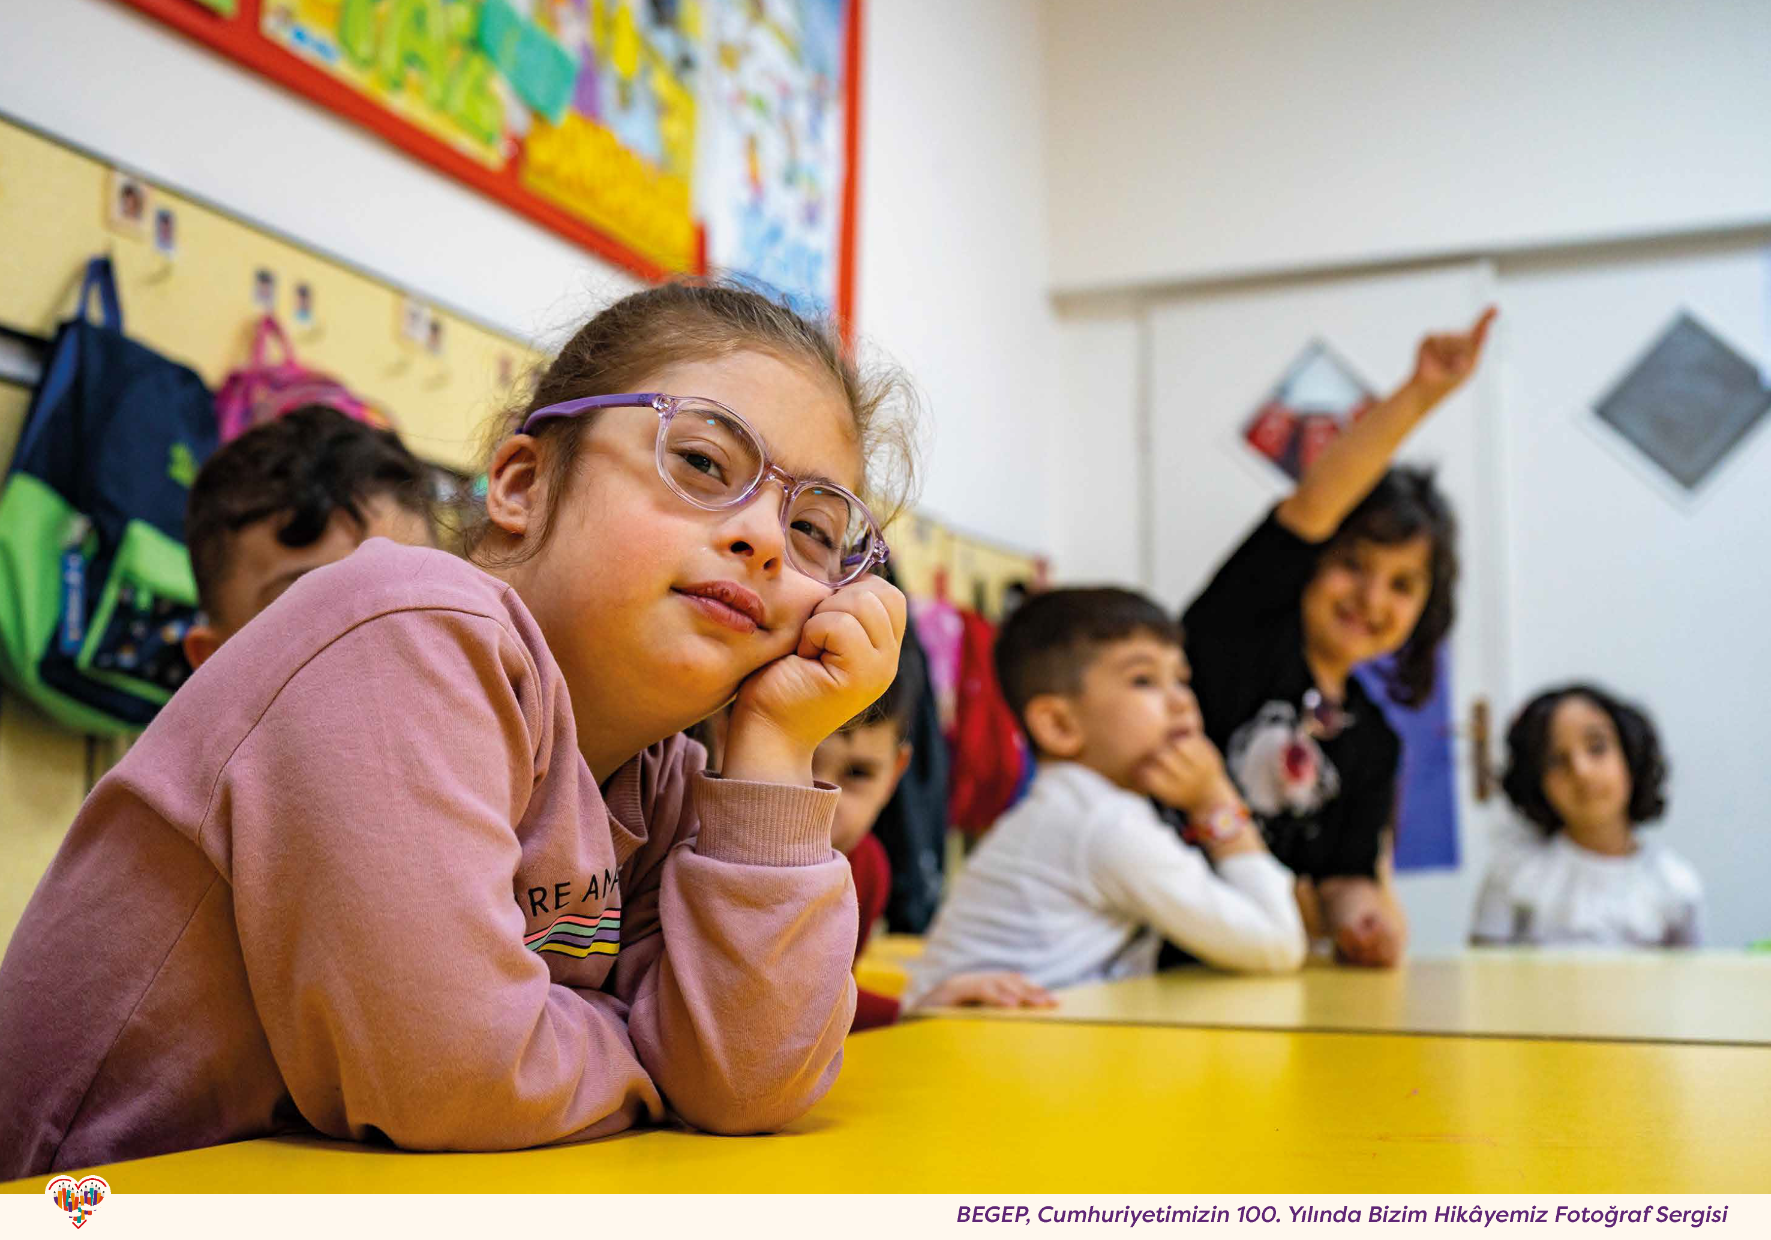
[0,257,217,734]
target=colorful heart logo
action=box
[44,1175,110,1229]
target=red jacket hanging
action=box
[945,609,1028,836]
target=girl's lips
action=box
[1335,605,1378,637]
[674,582,765,634]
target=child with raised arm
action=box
[0,282,910,1177]
[1177,310,1494,968]
[905,588,1305,1007]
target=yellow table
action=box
[8,1017,1769,1193]
[854,932,925,999]
[928,952,1771,1046]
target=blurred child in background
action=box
[181,404,438,669]
[1471,684,1702,947]
[1176,310,1494,967]
[905,587,1306,1008]
[812,635,1052,1026]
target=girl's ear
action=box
[485,435,546,538]
[1024,694,1083,759]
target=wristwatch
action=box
[1185,803,1252,847]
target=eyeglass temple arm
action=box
[519,392,662,434]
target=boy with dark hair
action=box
[906,587,1305,1006]
[182,406,438,669]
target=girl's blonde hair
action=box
[462,280,918,564]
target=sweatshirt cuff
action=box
[689,770,840,867]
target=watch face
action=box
[1199,808,1248,844]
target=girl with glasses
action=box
[0,282,914,1178]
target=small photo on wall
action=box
[400,296,430,345]
[152,207,177,259]
[425,313,445,356]
[293,282,314,327]
[253,268,276,311]
[106,169,149,238]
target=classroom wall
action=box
[1496,235,1771,950]
[1,0,1063,551]
[1038,2,1771,949]
[855,0,1064,555]
[1048,309,1143,586]
[0,0,639,343]
[1040,0,1771,294]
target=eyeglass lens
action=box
[659,404,876,586]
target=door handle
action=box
[1470,697,1496,803]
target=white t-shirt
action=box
[1469,819,1704,948]
[904,762,1306,1007]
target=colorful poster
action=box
[1241,341,1375,482]
[118,0,860,310]
[700,0,852,319]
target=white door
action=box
[1144,260,1508,952]
[1496,238,1771,950]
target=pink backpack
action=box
[214,316,380,442]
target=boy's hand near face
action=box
[725,576,907,787]
[1136,736,1264,861]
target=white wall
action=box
[1498,236,1771,950]
[1047,308,1143,584]
[1041,0,1771,294]
[856,0,1064,552]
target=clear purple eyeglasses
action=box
[522,392,889,588]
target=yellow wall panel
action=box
[0,118,540,471]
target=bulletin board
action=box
[111,0,864,326]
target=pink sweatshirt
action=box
[0,540,857,1180]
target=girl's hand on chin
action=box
[722,576,907,786]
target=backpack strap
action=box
[249,314,295,367]
[78,257,123,331]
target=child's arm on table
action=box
[915,972,1055,1010]
[228,611,678,1152]
[623,575,908,1126]
[1103,738,1308,973]
[1317,838,1409,967]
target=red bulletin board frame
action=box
[111,0,864,327]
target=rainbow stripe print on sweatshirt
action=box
[524,907,621,957]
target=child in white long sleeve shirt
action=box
[907,589,1306,1006]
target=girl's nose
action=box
[719,487,787,574]
[1359,574,1386,617]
